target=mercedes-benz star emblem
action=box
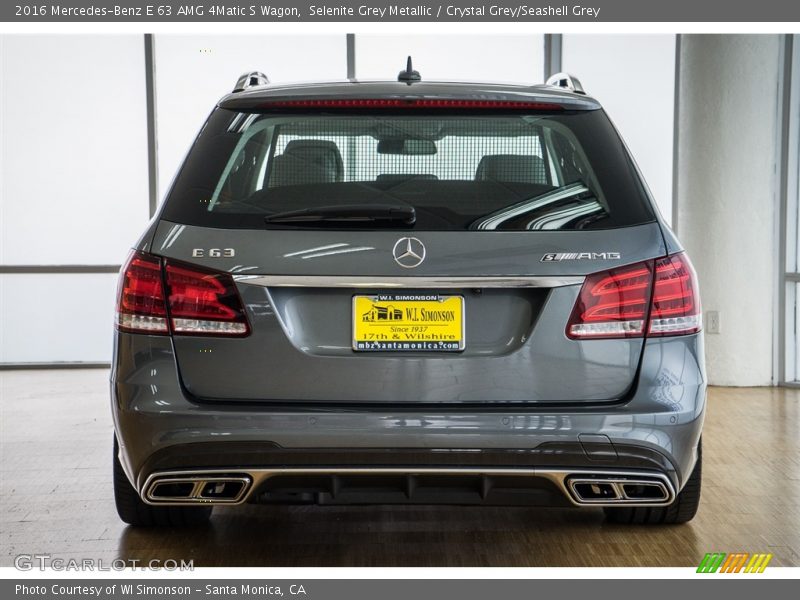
[392,237,426,268]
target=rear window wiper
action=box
[264,204,416,226]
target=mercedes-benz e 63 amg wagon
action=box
[111,66,705,527]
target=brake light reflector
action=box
[259,98,565,111]
[566,252,701,340]
[115,251,249,337]
[164,261,249,336]
[116,251,168,334]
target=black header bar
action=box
[4,1,800,22]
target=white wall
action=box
[562,35,676,224]
[0,35,149,363]
[677,35,781,386]
[0,36,149,265]
[153,35,347,201]
[355,35,544,84]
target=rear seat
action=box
[269,140,344,187]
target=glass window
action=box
[163,109,655,231]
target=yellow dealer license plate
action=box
[353,294,465,352]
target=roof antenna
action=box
[397,56,421,83]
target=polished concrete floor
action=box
[1,369,798,567]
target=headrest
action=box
[269,139,344,187]
[475,154,547,184]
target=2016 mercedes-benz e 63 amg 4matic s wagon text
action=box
[111,64,705,527]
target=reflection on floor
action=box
[1,369,798,567]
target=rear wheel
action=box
[113,437,212,527]
[604,441,702,525]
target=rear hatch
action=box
[150,87,665,406]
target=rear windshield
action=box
[162,108,655,230]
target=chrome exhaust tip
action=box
[567,475,672,506]
[145,475,251,505]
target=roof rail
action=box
[233,71,270,93]
[545,72,585,95]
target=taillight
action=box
[116,251,168,334]
[648,254,702,336]
[164,261,249,336]
[115,251,249,337]
[566,261,654,339]
[566,252,701,340]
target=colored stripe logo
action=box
[697,552,773,573]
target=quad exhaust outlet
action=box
[142,469,675,508]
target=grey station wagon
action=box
[111,63,705,527]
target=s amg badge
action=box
[541,252,622,262]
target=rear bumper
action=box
[140,466,677,508]
[111,332,706,506]
[136,441,682,506]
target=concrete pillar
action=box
[676,35,782,385]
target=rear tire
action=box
[113,436,212,527]
[604,441,702,525]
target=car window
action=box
[162,109,655,231]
